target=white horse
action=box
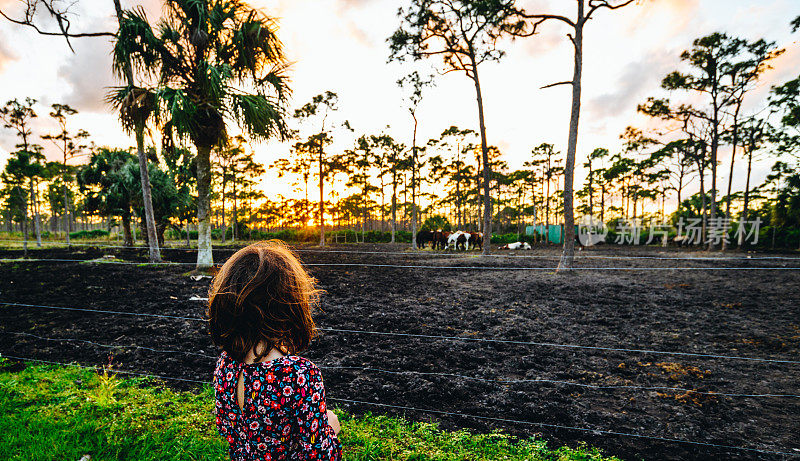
[445,231,464,250]
[498,241,531,250]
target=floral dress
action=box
[214,352,342,460]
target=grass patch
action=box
[0,360,620,461]
[136,263,172,269]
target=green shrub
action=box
[68,229,109,239]
[422,215,451,232]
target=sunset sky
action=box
[0,0,798,207]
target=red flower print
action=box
[213,354,341,459]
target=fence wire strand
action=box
[328,397,800,458]
[2,301,798,365]
[2,238,800,261]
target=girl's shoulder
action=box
[269,355,320,376]
[216,351,320,374]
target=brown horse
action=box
[433,230,450,250]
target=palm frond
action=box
[228,93,289,142]
[257,63,292,103]
[106,86,156,133]
[113,7,164,80]
[153,87,198,138]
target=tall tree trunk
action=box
[113,0,161,263]
[708,103,719,251]
[722,106,740,251]
[557,5,583,270]
[135,126,161,260]
[232,175,237,242]
[739,144,753,247]
[318,144,325,247]
[22,192,28,257]
[587,161,593,217]
[600,184,605,224]
[63,170,70,247]
[391,171,397,243]
[470,49,492,255]
[121,211,133,246]
[456,147,463,229]
[221,176,227,244]
[304,175,310,226]
[411,114,418,249]
[546,175,551,235]
[362,179,367,242]
[699,170,707,243]
[196,145,214,270]
[30,178,41,248]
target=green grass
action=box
[0,360,621,461]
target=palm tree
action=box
[77,147,138,245]
[111,0,162,262]
[110,0,290,270]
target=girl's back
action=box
[214,352,340,459]
[207,241,342,460]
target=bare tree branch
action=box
[517,12,575,28]
[586,0,635,22]
[541,80,573,90]
[567,32,576,49]
[506,17,546,38]
[0,3,115,53]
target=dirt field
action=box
[1,242,799,460]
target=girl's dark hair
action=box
[207,241,320,362]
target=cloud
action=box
[57,41,116,112]
[586,52,674,119]
[0,30,16,71]
[55,10,118,113]
[626,0,701,36]
[335,0,376,8]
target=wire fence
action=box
[5,330,798,399]
[2,301,798,365]
[2,241,800,457]
[2,238,800,262]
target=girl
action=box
[208,241,342,460]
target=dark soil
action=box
[1,243,799,460]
